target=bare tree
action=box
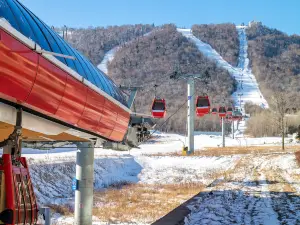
[271,91,290,150]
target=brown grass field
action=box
[142,145,300,157]
[92,183,204,223]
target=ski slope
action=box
[97,47,120,74]
[177,27,269,134]
[97,31,153,74]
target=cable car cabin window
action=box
[152,101,165,111]
[196,98,210,107]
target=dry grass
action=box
[92,183,204,223]
[144,145,300,157]
[49,204,73,216]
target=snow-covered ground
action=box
[184,153,300,225]
[177,27,269,135]
[7,132,297,224]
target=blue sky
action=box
[20,0,300,35]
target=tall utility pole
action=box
[187,78,195,154]
[170,71,210,155]
[75,142,95,225]
[222,118,225,147]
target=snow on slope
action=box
[177,27,269,135]
[97,31,153,74]
[97,47,120,74]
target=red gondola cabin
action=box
[196,96,210,117]
[218,106,227,118]
[211,108,218,115]
[227,107,233,115]
[151,98,166,118]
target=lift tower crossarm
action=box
[119,86,143,110]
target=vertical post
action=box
[75,142,95,225]
[44,207,51,225]
[232,121,235,139]
[187,78,194,154]
[222,118,225,147]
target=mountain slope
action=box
[192,23,239,66]
[108,24,235,133]
[67,24,154,65]
[178,26,269,135]
[247,23,300,109]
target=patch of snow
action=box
[97,47,120,74]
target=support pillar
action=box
[187,78,195,154]
[222,118,225,147]
[75,142,94,225]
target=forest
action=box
[247,23,300,109]
[66,24,154,65]
[192,23,239,66]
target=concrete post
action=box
[222,118,225,147]
[187,78,195,154]
[75,142,94,225]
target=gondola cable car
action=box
[227,107,233,115]
[218,106,227,118]
[196,96,210,117]
[211,107,218,115]
[151,85,166,118]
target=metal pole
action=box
[39,207,51,225]
[232,121,235,139]
[222,117,225,147]
[75,142,94,225]
[187,78,194,154]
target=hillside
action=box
[247,23,300,109]
[108,24,235,133]
[191,23,239,66]
[67,24,154,65]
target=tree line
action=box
[247,23,300,109]
[65,24,154,65]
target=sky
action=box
[20,0,300,35]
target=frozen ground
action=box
[5,133,297,224]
